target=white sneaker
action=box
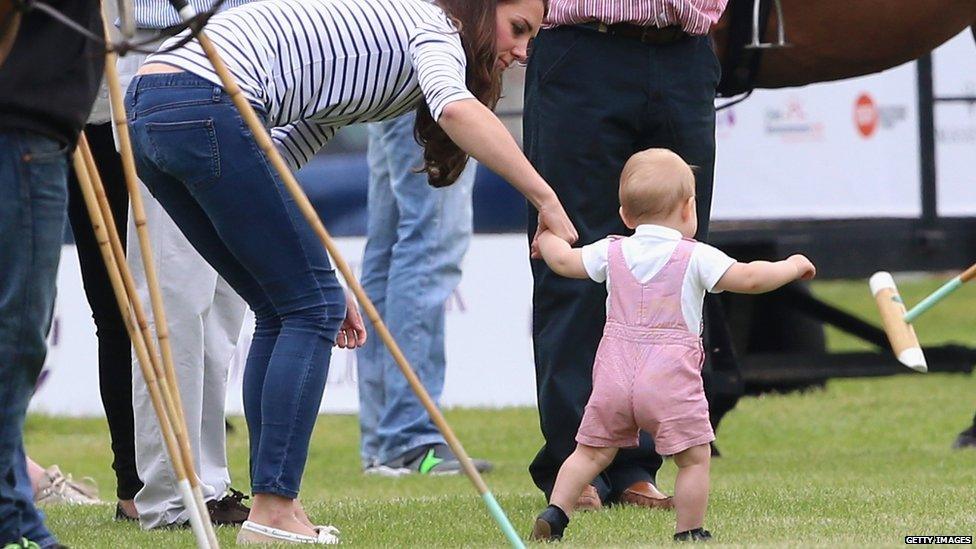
[34,465,101,506]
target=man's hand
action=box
[0,1,22,70]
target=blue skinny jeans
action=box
[125,73,344,498]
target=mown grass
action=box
[25,278,976,547]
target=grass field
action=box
[25,278,976,547]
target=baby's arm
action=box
[714,254,816,294]
[538,230,589,279]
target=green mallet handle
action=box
[904,263,976,323]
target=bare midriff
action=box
[137,62,185,75]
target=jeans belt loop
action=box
[213,85,221,103]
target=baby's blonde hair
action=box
[619,148,695,223]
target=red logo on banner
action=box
[854,93,878,138]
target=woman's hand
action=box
[531,196,578,258]
[335,290,367,349]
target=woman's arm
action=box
[437,98,577,244]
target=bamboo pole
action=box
[72,146,212,549]
[98,7,218,543]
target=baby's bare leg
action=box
[550,444,618,516]
[672,443,711,532]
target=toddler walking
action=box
[530,149,816,542]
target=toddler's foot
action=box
[531,505,569,542]
[674,528,712,542]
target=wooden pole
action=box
[72,145,212,549]
[99,8,218,544]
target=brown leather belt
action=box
[578,21,688,45]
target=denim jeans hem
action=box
[251,484,299,499]
[380,434,446,464]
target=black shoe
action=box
[531,505,569,542]
[674,528,712,542]
[114,503,138,522]
[382,443,493,475]
[207,488,251,525]
[952,426,976,449]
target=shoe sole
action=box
[424,460,493,476]
[531,518,560,541]
[363,465,410,478]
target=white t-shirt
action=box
[580,224,736,334]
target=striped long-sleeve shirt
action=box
[133,0,252,29]
[147,0,474,171]
[545,0,727,35]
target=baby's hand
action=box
[788,254,816,280]
[530,228,554,259]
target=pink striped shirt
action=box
[545,0,727,35]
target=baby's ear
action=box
[682,195,696,221]
[619,206,634,229]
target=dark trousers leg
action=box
[66,122,142,500]
[701,296,743,434]
[524,27,725,501]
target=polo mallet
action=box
[72,138,214,549]
[164,2,525,547]
[869,262,976,373]
[97,8,218,546]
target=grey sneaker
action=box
[34,465,101,506]
[381,443,493,476]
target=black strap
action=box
[716,0,773,97]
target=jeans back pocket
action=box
[145,119,221,192]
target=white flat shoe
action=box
[237,520,340,545]
[316,525,341,541]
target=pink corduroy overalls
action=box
[576,237,715,456]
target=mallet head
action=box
[869,272,927,372]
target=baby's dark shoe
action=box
[674,528,712,542]
[531,505,569,542]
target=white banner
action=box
[713,30,975,220]
[712,60,920,219]
[933,32,976,217]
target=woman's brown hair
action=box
[414,0,547,187]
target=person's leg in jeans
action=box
[357,124,397,470]
[361,113,475,466]
[126,75,345,534]
[0,130,67,548]
[65,121,143,515]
